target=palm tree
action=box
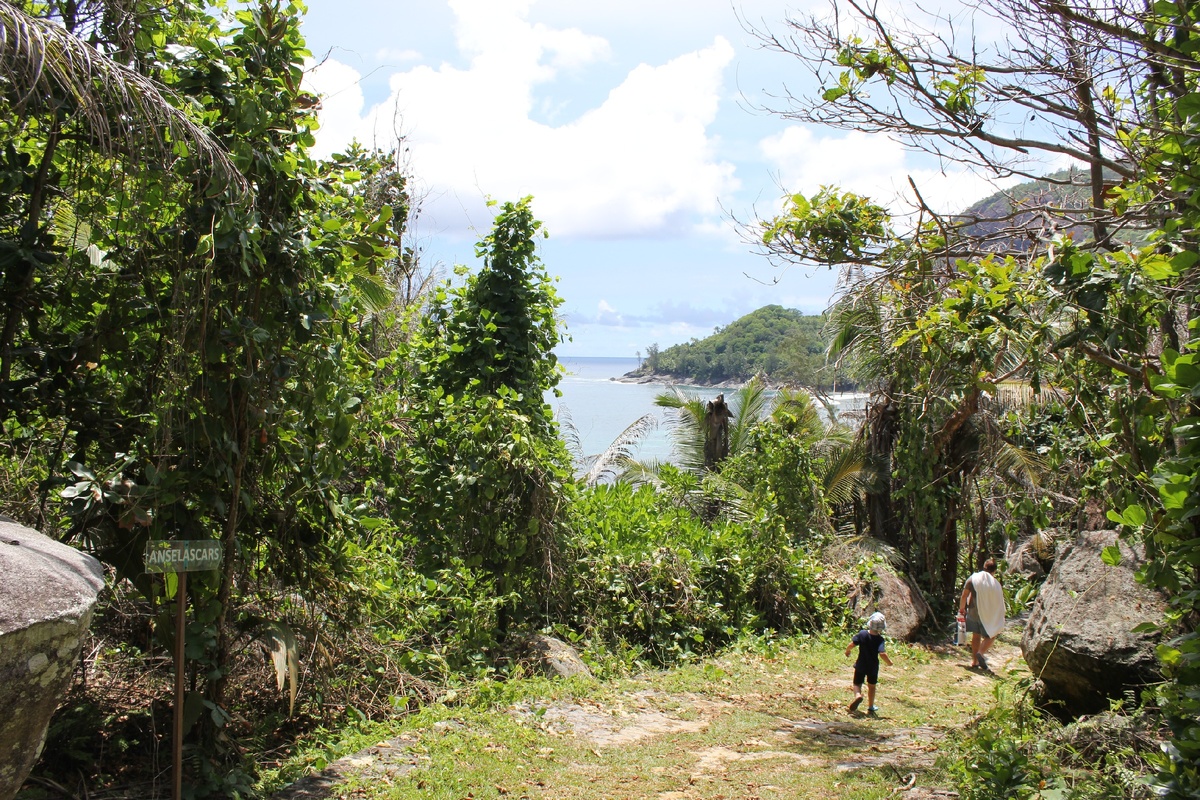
[825,261,1050,601]
[653,378,772,474]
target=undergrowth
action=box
[946,677,1161,800]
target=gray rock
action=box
[848,568,932,642]
[1021,530,1166,715]
[0,521,105,800]
[515,634,593,679]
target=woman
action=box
[958,558,1004,670]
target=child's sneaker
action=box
[848,697,863,712]
[868,706,879,716]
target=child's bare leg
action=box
[867,682,877,708]
[970,633,982,665]
[848,682,864,711]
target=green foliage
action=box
[761,188,892,266]
[949,681,1156,800]
[1117,333,1200,796]
[772,0,1200,789]
[0,0,420,791]
[347,537,512,680]
[562,482,856,666]
[416,197,561,411]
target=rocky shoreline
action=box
[613,371,784,390]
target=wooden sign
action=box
[144,540,222,573]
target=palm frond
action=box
[820,439,872,508]
[655,389,708,472]
[0,4,245,195]
[614,456,663,487]
[728,377,771,456]
[1027,528,1057,559]
[991,440,1046,487]
[830,535,905,568]
[556,406,583,462]
[348,270,395,313]
[985,380,1069,413]
[700,470,754,523]
[51,202,109,267]
[825,288,897,386]
[584,413,657,487]
[772,386,824,439]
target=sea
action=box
[546,356,868,466]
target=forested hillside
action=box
[954,167,1151,252]
[629,305,853,388]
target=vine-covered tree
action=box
[404,198,572,637]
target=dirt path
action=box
[272,629,1025,800]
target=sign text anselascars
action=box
[144,540,223,573]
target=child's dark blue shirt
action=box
[851,629,886,670]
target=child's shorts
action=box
[853,664,879,685]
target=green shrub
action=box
[561,483,854,666]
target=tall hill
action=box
[955,167,1150,252]
[629,305,851,389]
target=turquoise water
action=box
[547,357,722,464]
[546,357,869,466]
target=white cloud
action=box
[374,47,422,63]
[595,299,624,326]
[302,58,367,156]
[759,125,1019,217]
[303,2,738,239]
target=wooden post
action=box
[173,571,187,800]
[143,539,221,800]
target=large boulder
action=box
[0,519,105,800]
[1021,530,1167,715]
[848,568,932,642]
[510,634,593,679]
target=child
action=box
[845,611,893,715]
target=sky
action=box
[298,0,1016,356]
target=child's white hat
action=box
[867,612,887,633]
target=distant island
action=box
[621,305,855,390]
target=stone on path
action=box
[513,634,593,679]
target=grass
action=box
[262,632,1024,800]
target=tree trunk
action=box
[864,392,903,554]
